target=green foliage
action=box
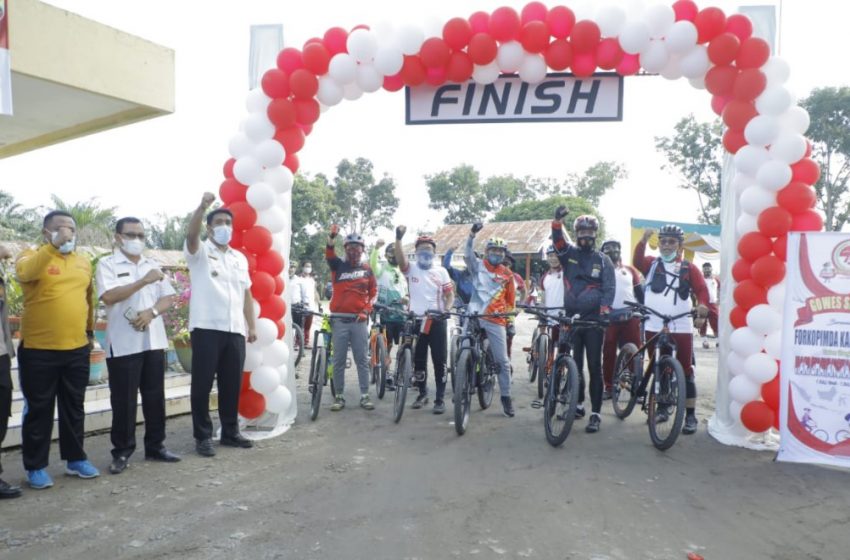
[331,157,399,235]
[425,164,487,224]
[0,190,41,241]
[49,194,117,246]
[570,161,627,207]
[654,115,723,225]
[146,212,193,250]
[494,195,607,242]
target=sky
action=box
[1,0,848,251]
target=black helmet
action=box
[343,232,365,248]
[573,215,599,233]
[658,224,684,242]
[600,239,620,253]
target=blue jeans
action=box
[479,320,512,398]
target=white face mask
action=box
[51,231,76,254]
[122,238,145,256]
[212,225,232,246]
[303,266,312,274]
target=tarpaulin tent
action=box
[629,218,721,263]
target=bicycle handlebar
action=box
[623,300,696,323]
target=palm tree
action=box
[146,212,193,250]
[49,195,117,247]
[0,190,41,241]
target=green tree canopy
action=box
[494,195,607,242]
[331,157,399,235]
[49,195,117,246]
[146,212,193,250]
[0,190,40,241]
[425,164,488,224]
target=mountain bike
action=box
[303,309,358,421]
[369,305,401,401]
[519,305,562,399]
[447,304,467,393]
[290,302,307,368]
[610,301,695,450]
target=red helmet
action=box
[414,235,436,250]
[573,215,599,233]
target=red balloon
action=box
[230,229,244,250]
[733,68,766,101]
[730,306,748,329]
[722,99,757,131]
[710,94,730,116]
[520,21,551,53]
[275,320,286,339]
[223,158,235,179]
[260,296,287,321]
[751,255,786,288]
[734,279,768,310]
[694,7,727,44]
[521,1,548,24]
[303,37,323,48]
[276,48,304,73]
[489,6,521,42]
[758,206,793,237]
[443,17,473,50]
[261,69,290,99]
[732,258,753,282]
[267,98,297,129]
[382,73,405,92]
[227,201,257,231]
[243,226,273,255]
[250,270,276,301]
[804,140,813,158]
[705,65,738,97]
[737,232,773,261]
[596,38,624,70]
[401,56,427,86]
[791,158,820,184]
[547,6,575,39]
[446,51,473,83]
[468,33,498,65]
[723,128,747,154]
[777,182,816,214]
[772,409,780,431]
[672,0,698,22]
[725,14,753,41]
[741,400,774,433]
[241,372,252,393]
[707,33,741,66]
[284,152,300,174]
[274,275,284,296]
[302,42,331,75]
[545,39,573,71]
[425,66,447,86]
[420,37,451,68]
[350,24,370,33]
[570,20,601,54]
[469,11,490,34]
[791,210,824,232]
[571,52,596,77]
[257,250,284,276]
[323,27,348,55]
[294,98,320,126]
[275,126,306,154]
[736,37,770,69]
[761,375,780,411]
[239,388,266,419]
[289,69,319,99]
[773,235,788,261]
[220,179,247,205]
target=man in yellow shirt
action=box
[16,210,99,489]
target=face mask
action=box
[487,254,503,266]
[661,252,677,263]
[416,252,434,269]
[605,251,621,263]
[386,253,397,266]
[303,266,312,274]
[51,231,76,254]
[703,269,712,278]
[578,236,595,251]
[122,238,144,256]
[212,225,232,246]
[346,248,363,264]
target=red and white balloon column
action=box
[218,1,821,435]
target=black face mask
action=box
[577,236,595,251]
[386,254,397,266]
[604,250,620,263]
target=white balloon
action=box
[756,160,792,192]
[256,318,279,346]
[680,46,710,79]
[688,75,706,90]
[732,173,756,195]
[262,339,290,367]
[734,145,771,176]
[246,88,271,114]
[639,40,668,73]
[518,54,547,84]
[373,46,404,76]
[769,133,807,164]
[744,352,778,384]
[497,41,524,73]
[736,213,758,235]
[250,365,281,395]
[233,156,263,186]
[328,53,357,84]
[747,304,782,336]
[253,139,285,168]
[744,115,781,146]
[762,56,790,87]
[664,21,698,54]
[729,375,761,403]
[246,182,276,211]
[347,28,378,63]
[396,24,425,56]
[739,186,776,216]
[250,299,261,319]
[271,233,287,253]
[472,62,500,84]
[342,82,363,101]
[780,106,811,135]
[316,75,344,106]
[371,21,394,45]
[764,331,783,360]
[767,282,786,310]
[729,400,744,423]
[597,5,627,37]
[228,133,254,159]
[244,344,263,372]
[257,206,286,234]
[618,21,651,54]
[243,113,275,142]
[727,351,748,377]
[755,87,793,116]
[356,64,383,93]
[277,364,290,385]
[265,386,292,414]
[264,165,294,194]
[644,4,675,38]
[730,326,766,357]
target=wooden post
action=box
[525,253,531,281]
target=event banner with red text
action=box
[0,0,10,115]
[778,233,850,468]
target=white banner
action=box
[778,232,850,468]
[0,0,11,116]
[405,73,623,125]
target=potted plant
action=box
[86,249,111,385]
[3,271,23,341]
[165,269,192,373]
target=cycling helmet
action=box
[486,237,508,251]
[658,224,685,242]
[600,239,620,253]
[573,215,599,233]
[343,232,365,248]
[414,234,436,250]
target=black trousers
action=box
[18,342,89,471]
[0,354,11,474]
[106,350,166,459]
[413,318,448,401]
[572,327,604,414]
[190,329,246,441]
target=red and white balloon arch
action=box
[221,0,822,439]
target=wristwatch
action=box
[150,308,160,318]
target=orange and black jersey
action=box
[326,245,377,314]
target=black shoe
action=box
[655,406,669,424]
[411,394,429,409]
[586,413,601,433]
[385,377,396,392]
[575,405,586,419]
[220,433,254,448]
[501,396,515,418]
[196,438,216,457]
[432,400,446,415]
[602,389,612,401]
[0,478,22,499]
[682,414,698,435]
[145,448,182,462]
[109,456,129,475]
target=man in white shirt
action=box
[184,193,257,457]
[97,218,180,475]
[699,262,720,349]
[540,246,564,372]
[298,261,321,348]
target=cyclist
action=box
[551,206,615,433]
[699,262,720,349]
[503,251,525,360]
[370,239,408,390]
[540,245,564,369]
[801,408,815,431]
[394,226,454,414]
[633,226,709,435]
[325,226,377,412]
[465,224,517,417]
[298,261,322,349]
[442,246,474,306]
[600,239,644,400]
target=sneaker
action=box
[360,394,375,410]
[411,394,429,409]
[26,469,54,490]
[575,404,586,419]
[330,396,346,411]
[585,413,601,433]
[655,406,669,424]
[385,377,396,392]
[65,460,100,479]
[500,396,515,418]
[432,400,446,415]
[602,389,612,401]
[683,414,699,435]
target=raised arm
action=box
[393,225,409,273]
[464,223,484,275]
[325,224,341,270]
[632,229,656,275]
[186,192,216,255]
[551,205,572,268]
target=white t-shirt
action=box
[612,265,639,309]
[288,275,303,305]
[644,259,692,334]
[184,239,252,336]
[706,276,720,305]
[541,268,564,324]
[403,262,453,316]
[299,274,317,310]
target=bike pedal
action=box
[530,400,543,409]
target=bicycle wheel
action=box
[647,355,686,451]
[813,429,829,442]
[309,350,326,421]
[543,356,579,447]
[528,328,539,383]
[449,333,460,393]
[454,349,473,435]
[292,324,305,368]
[374,335,388,400]
[477,340,495,410]
[393,348,412,424]
[611,343,641,419]
[536,334,549,400]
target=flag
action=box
[248,24,283,90]
[0,0,11,115]
[739,5,778,54]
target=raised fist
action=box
[329,224,339,239]
[554,206,569,221]
[470,222,484,234]
[395,225,406,240]
[642,229,656,242]
[375,239,386,248]
[201,192,216,209]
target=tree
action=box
[801,86,850,231]
[494,194,607,242]
[147,212,193,250]
[290,173,336,283]
[655,115,723,225]
[49,195,117,246]
[0,190,40,241]
[568,161,627,207]
[331,158,399,235]
[425,164,488,224]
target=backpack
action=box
[646,258,692,304]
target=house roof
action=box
[405,220,567,256]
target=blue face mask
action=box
[661,252,676,263]
[416,252,433,269]
[487,254,503,266]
